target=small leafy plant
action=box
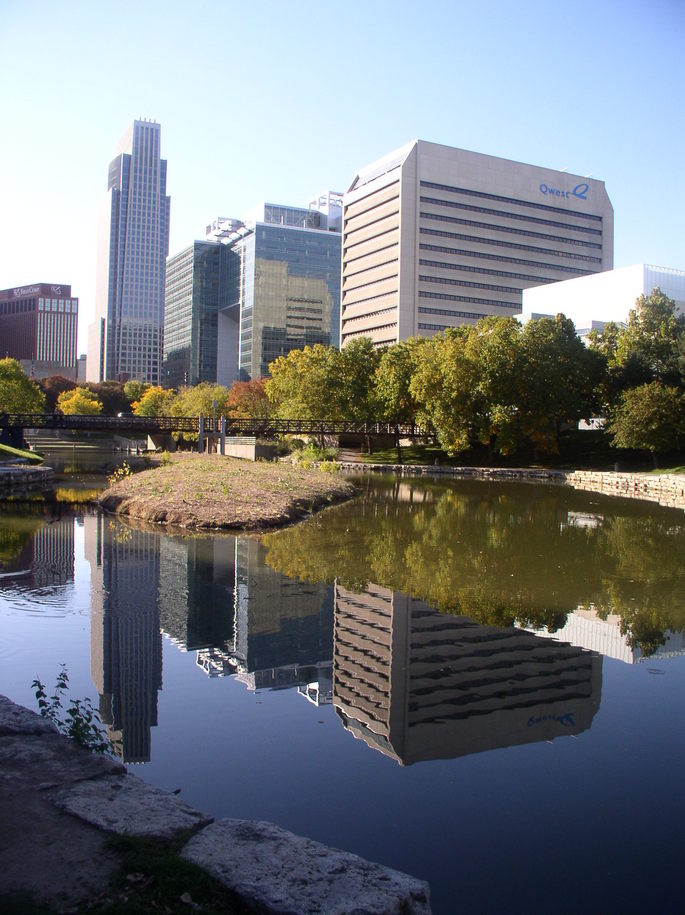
[32,665,113,754]
[293,443,339,468]
[108,460,133,486]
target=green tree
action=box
[374,338,427,461]
[132,385,175,417]
[615,288,685,385]
[266,344,344,420]
[171,383,231,419]
[374,338,426,423]
[517,315,602,454]
[410,328,479,454]
[0,358,46,413]
[57,387,103,415]
[38,375,77,412]
[607,381,685,466]
[466,317,524,456]
[123,380,150,408]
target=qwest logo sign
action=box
[539,181,589,201]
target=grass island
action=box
[97,452,356,531]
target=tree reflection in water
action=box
[262,475,685,658]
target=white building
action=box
[341,140,613,347]
[521,263,685,332]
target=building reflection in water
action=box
[80,518,617,768]
[524,607,685,665]
[86,515,163,764]
[0,513,75,587]
[333,582,602,765]
[175,537,333,701]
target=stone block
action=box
[0,732,125,790]
[52,773,213,839]
[0,694,58,736]
[182,818,431,914]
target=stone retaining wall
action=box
[339,463,685,510]
[565,470,685,510]
[0,465,54,497]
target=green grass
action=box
[647,464,685,475]
[80,835,249,914]
[0,442,43,464]
[0,835,250,914]
[349,431,684,473]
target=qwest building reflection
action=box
[86,515,162,763]
[333,583,602,765]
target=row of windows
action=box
[418,195,602,236]
[342,323,397,342]
[418,290,520,310]
[419,257,550,284]
[419,274,521,295]
[418,307,485,321]
[344,226,398,256]
[419,226,602,263]
[419,243,595,276]
[419,210,602,249]
[344,256,398,281]
[342,305,397,325]
[38,298,78,313]
[420,180,603,222]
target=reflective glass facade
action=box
[90,120,170,383]
[163,241,224,387]
[222,223,341,381]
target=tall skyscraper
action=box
[88,119,170,384]
[340,140,613,347]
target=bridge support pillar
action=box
[220,416,226,456]
[198,415,205,454]
[148,434,176,452]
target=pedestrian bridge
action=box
[0,413,428,450]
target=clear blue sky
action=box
[1,0,683,353]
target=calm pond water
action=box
[1,474,685,914]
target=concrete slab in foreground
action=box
[1,695,431,913]
[182,818,431,915]
[52,773,214,839]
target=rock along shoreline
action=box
[0,695,431,913]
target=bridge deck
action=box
[1,413,429,439]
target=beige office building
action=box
[340,140,613,346]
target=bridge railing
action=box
[0,413,430,439]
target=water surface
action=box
[1,475,684,913]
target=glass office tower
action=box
[89,120,171,384]
[163,241,225,387]
[218,198,342,382]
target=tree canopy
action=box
[132,385,175,417]
[0,358,46,414]
[607,382,685,463]
[225,379,272,418]
[57,387,103,415]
